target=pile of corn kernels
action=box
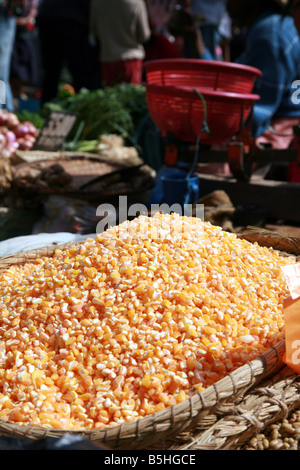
[0,213,295,430]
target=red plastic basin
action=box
[146,84,260,144]
[144,59,262,95]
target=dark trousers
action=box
[37,17,101,103]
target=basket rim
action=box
[144,58,262,78]
[145,84,260,103]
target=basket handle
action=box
[184,89,210,194]
[193,88,210,135]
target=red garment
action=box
[144,33,181,62]
[101,58,143,87]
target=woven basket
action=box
[0,228,300,450]
[11,154,154,203]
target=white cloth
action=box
[0,232,96,257]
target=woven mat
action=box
[12,155,123,193]
[12,150,98,165]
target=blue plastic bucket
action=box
[161,171,199,207]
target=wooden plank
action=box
[198,174,300,223]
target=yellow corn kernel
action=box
[0,212,294,431]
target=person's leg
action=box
[124,59,143,85]
[0,12,16,111]
[101,61,123,87]
[37,17,64,103]
[62,22,102,92]
[199,24,221,59]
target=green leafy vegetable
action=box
[41,84,148,143]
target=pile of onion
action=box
[0,112,39,158]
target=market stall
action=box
[0,84,156,240]
[0,77,300,452]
